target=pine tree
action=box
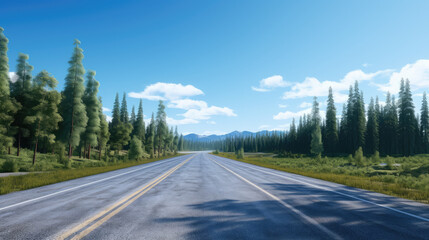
[145,113,155,157]
[11,53,34,156]
[130,106,136,126]
[398,79,416,156]
[310,97,323,156]
[0,27,19,153]
[420,92,429,153]
[24,70,62,164]
[365,97,379,155]
[58,39,88,158]
[109,93,131,151]
[155,100,167,157]
[173,126,179,153]
[132,99,145,142]
[353,82,366,151]
[325,87,338,155]
[82,70,100,159]
[97,97,110,160]
[120,93,129,123]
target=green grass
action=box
[213,152,429,204]
[0,148,183,195]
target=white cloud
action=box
[166,117,199,125]
[274,108,326,120]
[283,69,391,103]
[9,72,18,83]
[129,82,203,101]
[251,86,270,92]
[377,59,429,94]
[252,75,290,92]
[102,107,111,112]
[105,115,112,122]
[167,99,208,110]
[278,104,287,108]
[181,106,236,120]
[130,82,236,126]
[299,102,312,108]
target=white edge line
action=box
[211,158,342,240]
[214,155,429,223]
[0,156,186,212]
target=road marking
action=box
[210,158,342,240]
[0,156,185,212]
[58,155,194,240]
[214,155,429,223]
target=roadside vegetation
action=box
[0,147,182,195]
[213,151,429,203]
[0,26,187,194]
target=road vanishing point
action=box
[0,153,428,239]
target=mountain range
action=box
[183,130,278,142]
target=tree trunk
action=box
[17,132,21,156]
[68,144,73,159]
[33,139,38,165]
[88,144,91,160]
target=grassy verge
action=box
[0,154,183,195]
[213,152,429,204]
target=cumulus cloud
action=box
[274,108,326,120]
[167,99,208,110]
[251,86,270,92]
[376,59,429,94]
[102,107,111,112]
[252,75,290,92]
[181,106,236,120]
[299,102,312,108]
[130,82,236,126]
[283,69,391,103]
[9,72,18,83]
[166,117,199,125]
[278,104,287,108]
[129,82,203,101]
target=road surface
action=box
[0,153,428,239]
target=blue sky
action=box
[2,0,429,135]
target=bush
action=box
[2,159,18,172]
[213,150,220,154]
[354,147,365,167]
[236,148,244,159]
[129,136,144,161]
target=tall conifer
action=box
[58,39,88,158]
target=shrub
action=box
[2,159,18,172]
[354,147,365,167]
[236,148,244,159]
[128,136,144,161]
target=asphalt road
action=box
[0,153,428,240]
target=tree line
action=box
[185,81,429,157]
[0,27,183,164]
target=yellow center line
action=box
[57,155,194,240]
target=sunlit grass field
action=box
[214,152,429,203]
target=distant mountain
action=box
[183,130,276,142]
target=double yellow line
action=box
[57,155,194,240]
